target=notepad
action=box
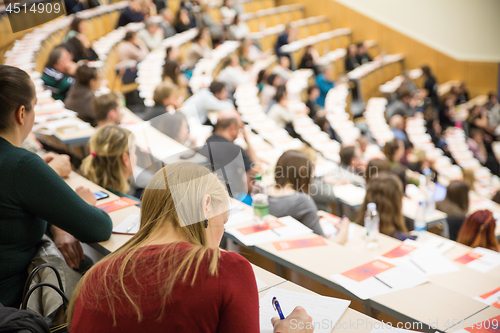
[97,197,139,213]
[454,247,500,273]
[259,288,350,333]
[473,286,500,309]
[113,214,141,234]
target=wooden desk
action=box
[447,306,500,332]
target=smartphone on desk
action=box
[94,191,110,200]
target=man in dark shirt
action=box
[198,110,259,198]
[422,65,439,105]
[117,0,145,27]
[41,46,77,101]
[275,24,295,66]
[356,42,372,65]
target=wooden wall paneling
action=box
[466,61,499,98]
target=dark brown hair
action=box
[339,146,356,167]
[383,140,403,163]
[274,150,313,195]
[93,92,119,122]
[457,210,499,251]
[70,17,84,33]
[75,65,98,86]
[365,158,391,183]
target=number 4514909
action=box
[6,2,61,14]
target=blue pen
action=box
[272,297,285,320]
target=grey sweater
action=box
[268,192,324,236]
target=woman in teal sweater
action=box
[0,65,113,307]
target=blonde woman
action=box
[68,162,313,332]
[80,125,139,203]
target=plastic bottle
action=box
[252,174,269,226]
[414,201,427,239]
[364,202,380,248]
[422,168,435,215]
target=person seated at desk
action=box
[64,65,102,126]
[268,85,300,139]
[198,110,259,198]
[383,139,420,186]
[257,69,268,92]
[272,56,293,81]
[94,92,123,127]
[174,7,195,33]
[358,173,415,241]
[42,46,77,101]
[220,0,237,21]
[436,181,469,241]
[260,73,282,112]
[389,114,409,143]
[268,150,349,243]
[386,89,416,119]
[80,125,140,204]
[421,65,439,106]
[153,112,192,146]
[228,14,250,41]
[457,210,500,252]
[365,158,391,184]
[275,24,296,62]
[163,59,189,100]
[64,17,99,62]
[116,30,149,68]
[217,54,248,93]
[159,8,177,38]
[137,19,164,51]
[183,81,234,125]
[68,162,313,332]
[237,38,261,69]
[345,44,360,72]
[314,113,341,143]
[184,28,212,70]
[299,45,319,75]
[200,3,224,45]
[315,65,335,108]
[117,0,145,27]
[339,145,365,175]
[142,81,180,121]
[356,42,372,65]
[305,85,320,120]
[0,65,112,308]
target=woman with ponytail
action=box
[80,125,139,203]
[457,210,500,251]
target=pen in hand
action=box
[272,297,285,320]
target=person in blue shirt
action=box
[315,65,335,107]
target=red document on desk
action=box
[454,251,483,264]
[97,197,138,213]
[236,220,285,235]
[273,235,327,251]
[341,259,395,282]
[382,243,418,259]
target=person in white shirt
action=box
[137,19,164,51]
[184,28,212,69]
[260,74,282,112]
[182,81,234,125]
[272,56,293,81]
[217,55,248,92]
[268,85,294,128]
[228,14,250,40]
[220,0,237,21]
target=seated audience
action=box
[438,94,456,130]
[383,139,405,169]
[117,0,145,27]
[256,69,268,92]
[94,92,123,127]
[228,14,250,40]
[457,210,500,251]
[237,38,260,68]
[358,173,414,241]
[467,128,488,165]
[152,112,192,146]
[456,82,470,104]
[315,65,335,107]
[116,31,149,84]
[389,114,409,143]
[42,46,77,100]
[345,44,360,72]
[306,85,321,120]
[314,113,341,142]
[80,125,139,202]
[436,181,469,241]
[184,28,212,69]
[386,89,416,119]
[365,158,391,184]
[260,73,282,112]
[426,116,448,151]
[217,55,248,92]
[64,65,102,126]
[272,56,293,81]
[220,0,237,20]
[421,65,439,105]
[268,150,350,242]
[137,19,164,51]
[486,92,500,132]
[183,81,234,125]
[275,24,295,61]
[356,42,372,65]
[0,65,112,308]
[268,85,295,130]
[356,135,370,154]
[143,81,179,121]
[339,145,365,175]
[68,162,313,332]
[175,7,195,33]
[298,45,319,75]
[198,110,259,197]
[163,59,189,100]
[64,17,98,62]
[200,3,223,44]
[159,8,177,38]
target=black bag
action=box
[21,264,70,333]
[0,303,50,333]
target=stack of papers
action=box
[225,216,313,246]
[259,288,350,333]
[454,247,500,273]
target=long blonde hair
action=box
[67,162,230,326]
[80,125,134,194]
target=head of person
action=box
[145,19,159,34]
[153,112,190,144]
[318,64,333,79]
[347,44,357,57]
[275,150,314,194]
[274,85,287,105]
[68,162,231,325]
[365,158,391,183]
[46,46,73,74]
[177,7,189,23]
[307,85,320,101]
[209,81,228,100]
[80,125,136,194]
[267,73,281,87]
[257,69,268,85]
[421,65,432,78]
[213,109,243,141]
[153,81,178,107]
[356,135,369,153]
[69,17,86,33]
[93,92,122,126]
[123,31,138,44]
[0,65,37,145]
[359,172,408,236]
[383,139,405,163]
[389,114,405,131]
[166,46,180,61]
[441,180,469,212]
[313,114,330,133]
[223,0,232,8]
[129,0,142,12]
[488,92,498,105]
[398,89,412,104]
[163,60,181,85]
[339,145,359,169]
[279,56,290,70]
[232,13,240,25]
[357,42,366,54]
[469,128,483,144]
[75,65,101,91]
[161,8,174,23]
[457,210,499,251]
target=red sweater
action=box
[70,243,259,333]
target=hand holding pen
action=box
[271,298,314,333]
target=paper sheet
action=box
[259,288,350,333]
[473,286,500,309]
[455,247,500,273]
[113,214,141,234]
[255,277,268,290]
[226,216,313,246]
[226,209,255,228]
